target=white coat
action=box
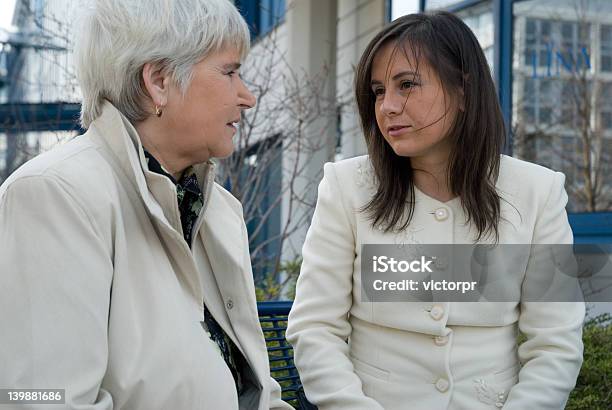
[0,101,292,410]
[286,155,584,410]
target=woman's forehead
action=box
[371,41,431,79]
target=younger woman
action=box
[286,11,584,410]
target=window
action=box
[525,19,552,69]
[235,0,286,38]
[450,2,494,71]
[522,77,559,126]
[522,77,593,130]
[602,25,612,72]
[603,111,612,130]
[224,135,282,280]
[600,82,612,130]
[525,18,591,75]
[461,10,494,68]
[523,77,536,123]
[560,20,590,71]
[259,0,285,34]
[539,78,554,124]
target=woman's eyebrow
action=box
[221,62,242,71]
[371,70,420,85]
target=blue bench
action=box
[257,301,301,407]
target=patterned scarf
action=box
[144,151,243,392]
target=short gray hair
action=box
[74,0,250,128]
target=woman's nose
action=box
[238,78,256,109]
[379,91,402,117]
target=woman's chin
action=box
[209,146,235,160]
[390,143,420,158]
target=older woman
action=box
[0,1,291,409]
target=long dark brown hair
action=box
[355,11,505,241]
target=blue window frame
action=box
[235,0,286,38]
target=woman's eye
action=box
[400,80,417,90]
[373,87,385,97]
[227,70,237,77]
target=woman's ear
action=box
[142,62,170,109]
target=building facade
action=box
[0,0,79,180]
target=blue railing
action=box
[257,301,301,407]
[570,212,612,244]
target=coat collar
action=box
[90,100,215,199]
[89,102,252,349]
[88,101,221,298]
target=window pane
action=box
[423,0,467,10]
[602,112,612,129]
[455,4,494,70]
[526,18,536,38]
[541,20,551,38]
[538,48,549,68]
[540,78,553,96]
[600,82,612,105]
[603,55,612,72]
[524,106,536,123]
[602,25,612,72]
[602,25,612,42]
[540,107,552,124]
[561,22,573,42]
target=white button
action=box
[434,208,449,221]
[226,298,234,310]
[435,378,449,392]
[434,335,448,346]
[429,305,444,320]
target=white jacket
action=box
[0,101,292,410]
[286,155,584,410]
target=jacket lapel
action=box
[91,101,258,362]
[199,188,253,351]
[90,102,174,226]
[90,101,204,302]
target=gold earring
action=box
[155,105,162,117]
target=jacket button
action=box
[434,335,448,346]
[433,208,449,221]
[226,298,234,310]
[435,378,449,392]
[430,305,444,320]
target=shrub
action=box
[566,313,612,409]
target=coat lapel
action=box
[92,101,259,365]
[90,101,204,302]
[199,187,252,350]
[91,101,174,228]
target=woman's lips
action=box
[387,125,411,137]
[226,122,237,133]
